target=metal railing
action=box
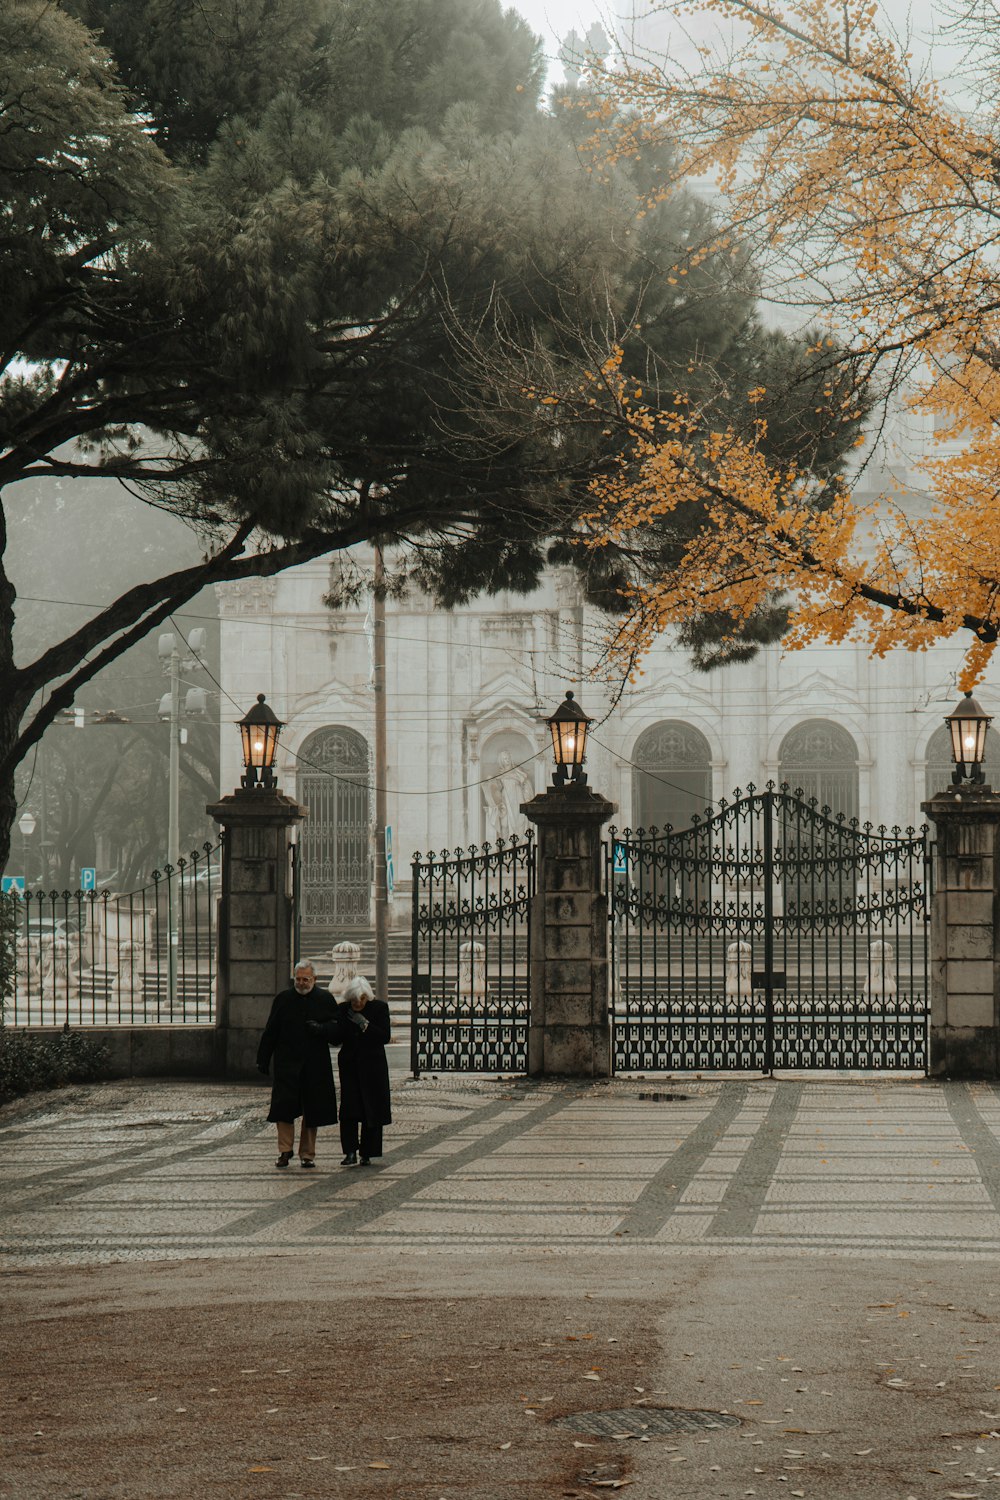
[6,839,222,1027]
[410,834,533,1075]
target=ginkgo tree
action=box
[576,0,1000,685]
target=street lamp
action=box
[546,689,592,788]
[18,810,36,886]
[946,690,992,784]
[239,694,283,790]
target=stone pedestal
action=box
[207,788,305,1078]
[922,788,1000,1077]
[521,784,616,1077]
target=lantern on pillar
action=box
[546,690,592,788]
[238,694,283,790]
[946,690,992,785]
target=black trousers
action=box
[340,1120,383,1158]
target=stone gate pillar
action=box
[922,788,1000,1077]
[521,784,617,1077]
[207,788,305,1077]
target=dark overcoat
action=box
[256,985,342,1125]
[315,998,392,1126]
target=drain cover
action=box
[556,1407,739,1437]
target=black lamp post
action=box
[546,689,592,788]
[238,694,283,790]
[946,690,992,785]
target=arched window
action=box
[925,723,1000,801]
[631,721,712,832]
[778,719,859,820]
[778,720,859,913]
[296,726,371,931]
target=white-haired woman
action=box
[308,974,391,1165]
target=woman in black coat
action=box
[257,960,342,1169]
[309,975,391,1166]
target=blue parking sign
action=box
[80,867,96,891]
[2,875,25,895]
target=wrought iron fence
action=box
[609,784,930,1073]
[5,839,222,1027]
[410,835,533,1075]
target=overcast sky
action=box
[511,1,975,92]
[511,0,608,81]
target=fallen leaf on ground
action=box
[368,1461,391,1469]
[247,1467,272,1473]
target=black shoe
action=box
[341,1152,357,1166]
[300,1158,316,1169]
[275,1151,292,1169]
[358,1156,371,1166]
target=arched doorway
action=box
[778,719,859,819]
[296,726,371,931]
[631,721,712,832]
[778,720,859,912]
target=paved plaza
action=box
[3,1074,1000,1499]
[3,1075,1000,1263]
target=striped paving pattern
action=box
[2,1077,999,1265]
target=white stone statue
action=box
[864,939,896,1006]
[328,939,361,996]
[456,940,487,1002]
[725,940,752,1001]
[115,939,134,989]
[485,749,534,842]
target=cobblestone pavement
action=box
[5,1076,1000,1500]
[3,1074,1000,1265]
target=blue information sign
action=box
[2,875,25,895]
[612,842,627,875]
[385,825,394,902]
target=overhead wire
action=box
[166,615,551,799]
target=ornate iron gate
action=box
[410,835,534,1075]
[609,784,930,1073]
[296,727,371,929]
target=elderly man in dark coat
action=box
[257,960,342,1169]
[308,975,391,1166]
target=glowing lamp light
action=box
[238,693,283,790]
[546,689,592,788]
[945,691,991,785]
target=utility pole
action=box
[163,638,181,1014]
[158,628,208,1015]
[373,544,389,1005]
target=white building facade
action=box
[217,551,997,938]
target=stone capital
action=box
[207,788,306,830]
[520,786,617,829]
[921,787,1000,828]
